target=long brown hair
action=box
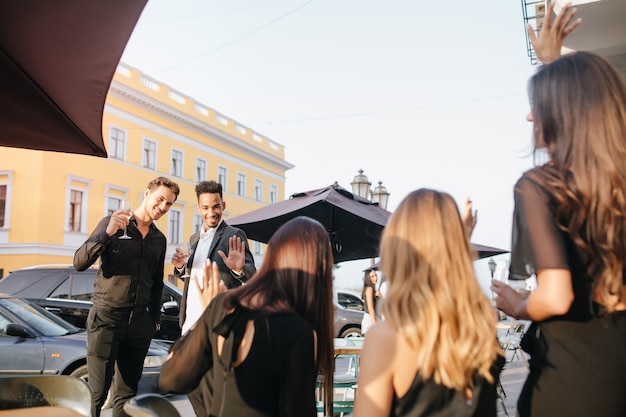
[380,189,500,390]
[527,51,626,312]
[221,216,335,378]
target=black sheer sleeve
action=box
[158,294,224,393]
[510,173,569,280]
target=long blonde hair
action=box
[380,189,500,390]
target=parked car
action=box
[0,265,182,341]
[334,302,363,338]
[0,265,363,339]
[0,293,170,409]
[334,289,364,311]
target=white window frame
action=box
[237,173,246,197]
[270,184,278,204]
[196,158,207,183]
[0,171,13,244]
[254,179,263,202]
[109,126,126,160]
[169,209,182,245]
[171,149,183,178]
[218,166,227,190]
[143,138,157,170]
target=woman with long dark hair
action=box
[361,268,379,334]
[159,216,335,417]
[493,50,626,417]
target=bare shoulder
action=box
[362,322,398,355]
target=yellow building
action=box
[0,62,293,281]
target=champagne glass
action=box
[178,242,192,278]
[119,200,133,240]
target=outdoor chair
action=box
[315,338,360,416]
[499,322,529,369]
[0,375,95,417]
[123,393,181,417]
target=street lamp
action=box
[371,181,390,210]
[488,258,497,307]
[351,169,371,200]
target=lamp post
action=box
[351,170,390,271]
[351,169,390,210]
[488,258,497,307]
[371,181,390,210]
[350,169,371,200]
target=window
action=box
[237,173,246,197]
[69,190,83,232]
[196,158,207,182]
[194,214,203,233]
[218,166,227,189]
[171,150,182,178]
[109,127,125,160]
[143,139,156,170]
[270,185,278,204]
[254,179,263,202]
[49,272,96,302]
[0,185,5,228]
[107,197,123,216]
[0,172,11,231]
[169,209,181,245]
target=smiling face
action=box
[142,185,176,221]
[197,192,225,230]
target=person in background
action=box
[354,189,502,417]
[361,268,379,334]
[170,179,256,416]
[74,176,180,417]
[375,268,388,320]
[159,216,335,417]
[493,5,626,417]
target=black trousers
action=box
[86,306,154,417]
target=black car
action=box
[0,293,170,409]
[0,265,362,339]
[0,265,182,341]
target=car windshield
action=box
[0,297,80,336]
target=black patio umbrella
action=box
[0,0,148,157]
[363,242,509,272]
[471,243,510,259]
[229,182,391,263]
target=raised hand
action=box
[217,235,246,273]
[461,197,477,239]
[528,1,582,64]
[195,260,227,310]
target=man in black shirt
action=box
[74,176,180,417]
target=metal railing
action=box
[521,0,547,65]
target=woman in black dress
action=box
[493,32,626,417]
[159,216,335,417]
[354,189,502,417]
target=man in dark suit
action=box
[171,180,256,416]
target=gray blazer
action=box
[177,220,256,328]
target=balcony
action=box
[522,0,626,75]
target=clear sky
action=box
[121,0,540,291]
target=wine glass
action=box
[119,200,133,240]
[178,242,192,278]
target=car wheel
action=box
[339,326,362,338]
[70,364,114,410]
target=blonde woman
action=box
[354,189,502,417]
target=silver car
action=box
[0,293,169,409]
